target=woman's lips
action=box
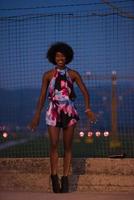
[58,60,64,64]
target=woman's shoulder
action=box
[67,67,81,79]
[42,68,55,78]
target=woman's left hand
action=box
[86,110,97,123]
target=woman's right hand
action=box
[86,110,97,123]
[28,113,40,132]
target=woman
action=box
[29,42,96,193]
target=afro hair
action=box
[47,42,74,65]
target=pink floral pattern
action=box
[46,67,79,127]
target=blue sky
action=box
[0,0,103,16]
[0,0,134,89]
[0,0,133,16]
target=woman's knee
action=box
[50,143,58,151]
[64,144,72,153]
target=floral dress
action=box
[46,66,79,128]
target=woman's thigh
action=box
[48,126,60,147]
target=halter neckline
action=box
[55,66,67,71]
[48,65,76,101]
[55,66,67,75]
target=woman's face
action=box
[55,52,66,68]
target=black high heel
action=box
[60,176,69,193]
[51,174,60,193]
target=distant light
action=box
[95,131,101,137]
[102,96,107,101]
[98,110,104,115]
[119,96,123,101]
[112,70,117,75]
[3,132,8,138]
[79,131,85,137]
[104,131,109,137]
[87,131,93,137]
[86,71,91,76]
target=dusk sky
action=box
[0,0,134,89]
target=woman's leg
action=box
[63,125,75,176]
[48,126,60,175]
[60,125,75,193]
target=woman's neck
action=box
[55,65,66,70]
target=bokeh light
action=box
[79,131,85,137]
[95,131,101,137]
[104,131,110,137]
[87,131,93,137]
[3,132,8,138]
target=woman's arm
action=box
[28,71,50,130]
[72,70,96,122]
[35,72,49,114]
[73,71,91,110]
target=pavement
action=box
[0,191,134,200]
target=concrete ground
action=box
[0,191,134,200]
